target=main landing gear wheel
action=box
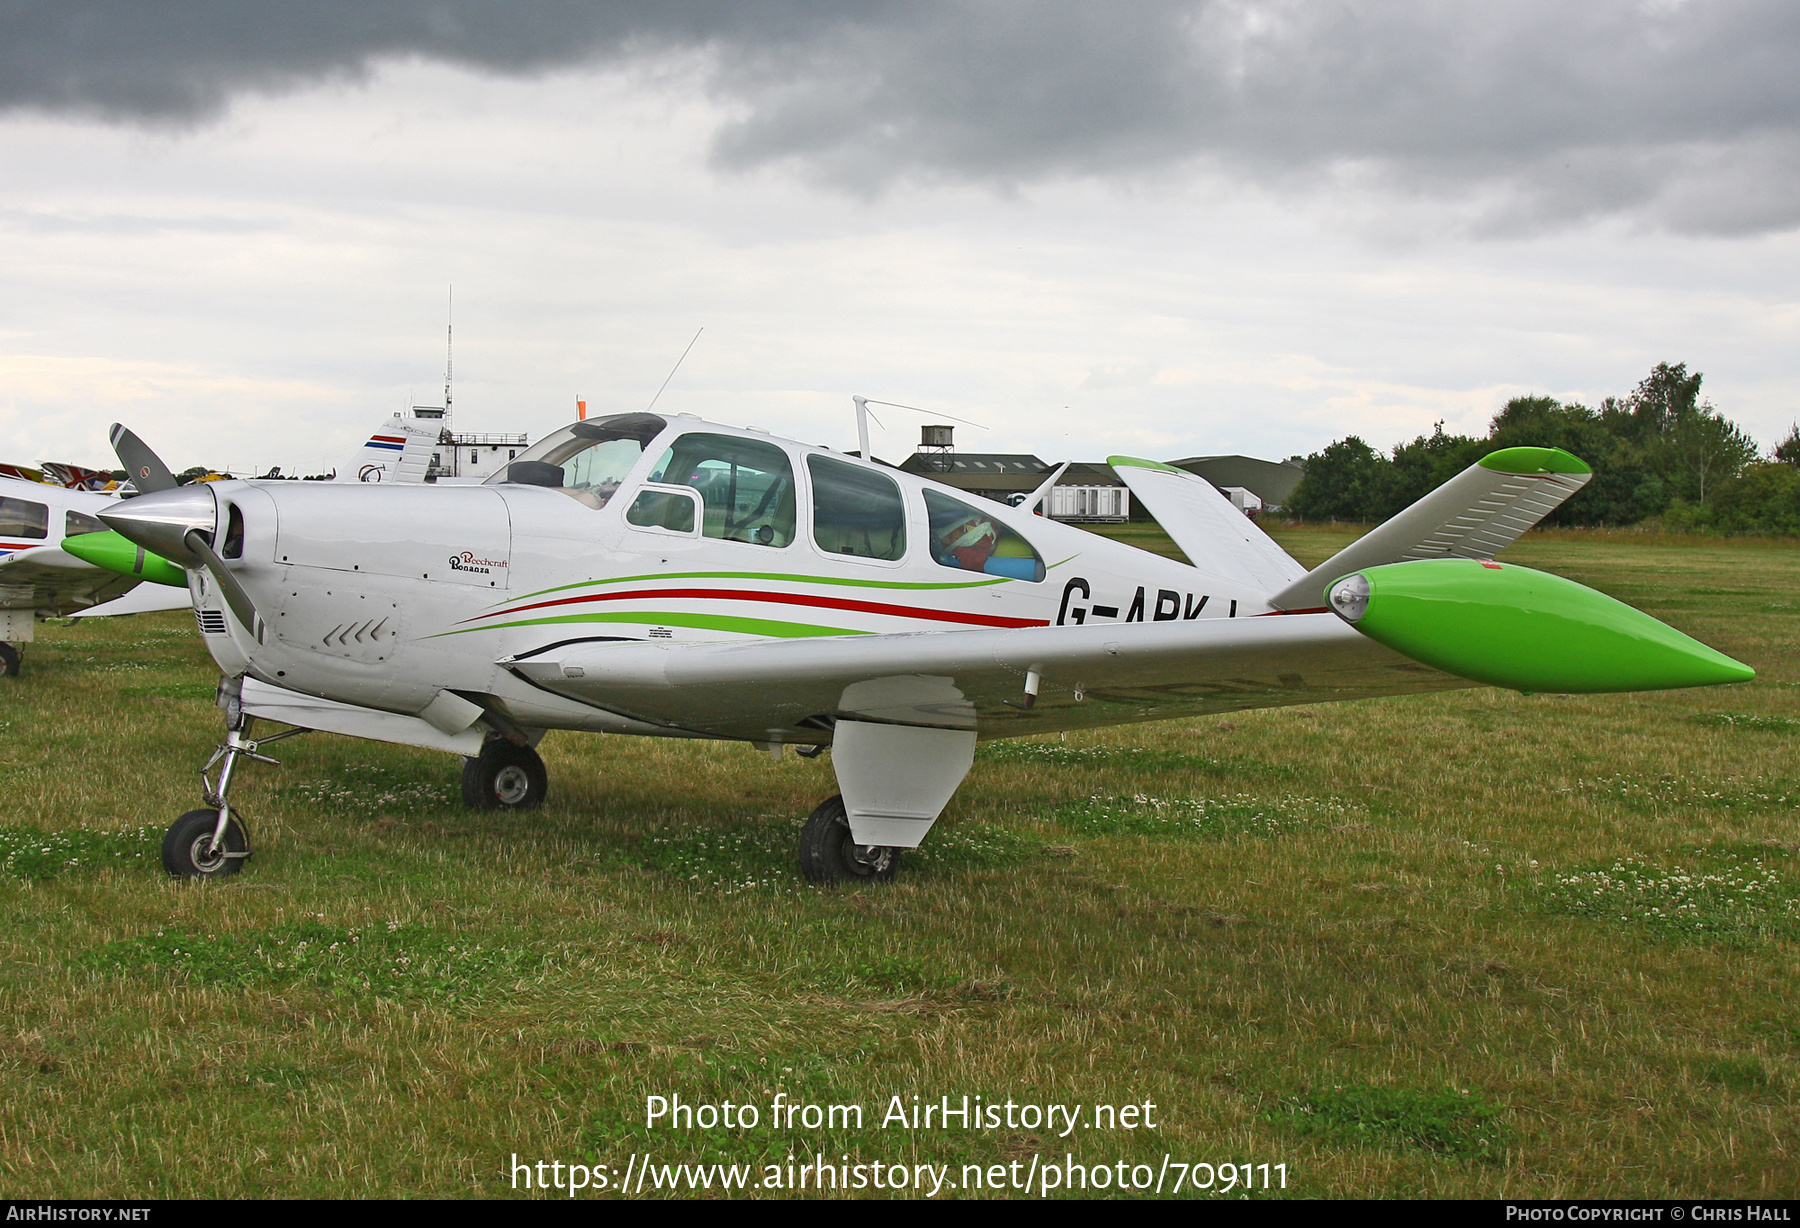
[0,642,19,677]
[462,738,548,810]
[163,808,250,879]
[798,795,901,886]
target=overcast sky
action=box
[3,1,1798,474]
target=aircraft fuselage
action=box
[181,418,1274,744]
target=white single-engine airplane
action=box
[93,410,1753,882]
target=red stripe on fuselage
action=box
[470,586,1048,629]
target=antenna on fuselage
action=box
[852,396,872,460]
[646,327,703,414]
[850,397,987,460]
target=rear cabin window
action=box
[808,455,905,561]
[647,433,796,548]
[0,497,48,540]
[923,490,1045,582]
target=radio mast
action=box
[443,286,453,435]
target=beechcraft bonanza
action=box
[0,416,439,676]
[91,409,1753,882]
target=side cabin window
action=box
[923,490,1044,582]
[625,486,699,535]
[0,497,48,540]
[808,455,905,561]
[647,433,796,548]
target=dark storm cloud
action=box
[6,1,1800,232]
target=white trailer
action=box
[1048,484,1130,522]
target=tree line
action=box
[1285,362,1800,531]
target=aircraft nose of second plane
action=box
[99,484,218,567]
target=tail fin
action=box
[343,414,438,484]
[1108,456,1306,592]
[1269,447,1591,611]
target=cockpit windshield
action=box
[558,439,643,507]
[487,413,666,508]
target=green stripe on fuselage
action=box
[498,568,1010,608]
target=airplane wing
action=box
[68,582,193,618]
[1269,447,1592,611]
[501,614,1468,742]
[1107,456,1306,593]
[0,545,138,615]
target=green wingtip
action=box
[1343,558,1754,694]
[1477,446,1591,476]
[62,530,188,587]
[1107,455,1188,474]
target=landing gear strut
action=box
[165,707,306,879]
[797,795,901,885]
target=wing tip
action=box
[1477,446,1591,477]
[1106,455,1188,475]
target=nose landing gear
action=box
[164,706,308,879]
[163,808,249,878]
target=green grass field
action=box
[2,524,1798,1198]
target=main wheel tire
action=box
[0,642,19,677]
[163,808,249,879]
[461,738,548,810]
[797,795,901,885]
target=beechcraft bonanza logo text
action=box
[448,551,509,575]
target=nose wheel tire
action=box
[163,809,250,879]
[461,738,548,810]
[798,795,901,885]
[0,642,19,677]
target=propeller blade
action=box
[182,528,263,643]
[109,423,178,494]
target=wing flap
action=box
[1269,447,1592,612]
